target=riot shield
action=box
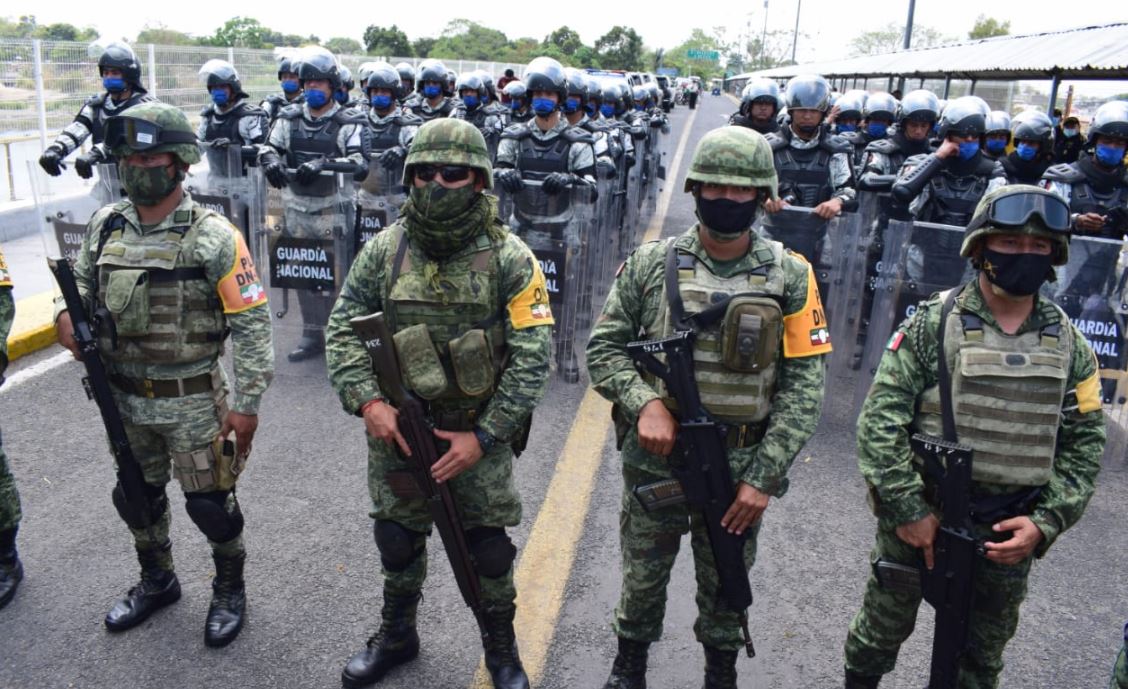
[29,160,117,261]
[255,168,356,377]
[589,165,618,302]
[1042,234,1128,460]
[821,211,867,391]
[505,179,594,384]
[621,130,646,258]
[186,144,263,244]
[93,162,123,206]
[355,161,406,258]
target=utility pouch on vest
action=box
[392,323,449,399]
[719,296,781,373]
[172,443,218,492]
[104,269,151,337]
[448,328,495,397]
[213,435,243,492]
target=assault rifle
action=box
[48,257,159,532]
[626,329,756,657]
[350,312,489,640]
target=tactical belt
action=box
[724,421,767,449]
[110,370,218,399]
[431,407,480,432]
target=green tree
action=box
[412,37,436,58]
[664,28,726,80]
[430,19,509,62]
[363,24,412,56]
[544,26,583,56]
[325,37,362,55]
[595,26,644,71]
[136,23,197,45]
[206,17,270,48]
[969,15,1011,39]
[0,15,38,38]
[572,45,600,69]
[37,23,97,41]
[848,22,951,56]
[505,37,541,64]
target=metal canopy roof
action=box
[735,22,1128,82]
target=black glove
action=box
[625,153,636,168]
[351,160,370,182]
[495,168,524,193]
[542,172,573,195]
[296,159,324,185]
[208,137,232,149]
[596,159,618,180]
[261,154,287,189]
[74,149,103,179]
[38,146,65,176]
[378,147,405,171]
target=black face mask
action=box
[695,196,758,240]
[980,248,1054,296]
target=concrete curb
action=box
[7,290,57,362]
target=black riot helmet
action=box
[416,59,448,94]
[339,66,355,93]
[832,90,867,121]
[504,80,527,103]
[198,59,248,100]
[395,62,416,89]
[356,61,380,86]
[296,46,342,89]
[456,72,487,100]
[863,92,898,121]
[1010,110,1054,146]
[740,78,781,117]
[564,68,588,101]
[1087,100,1128,145]
[937,96,989,139]
[897,89,940,124]
[277,51,299,79]
[476,69,499,102]
[95,41,146,93]
[365,62,403,98]
[782,74,831,113]
[445,69,457,97]
[522,57,568,103]
[985,110,1012,137]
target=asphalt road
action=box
[2,93,1125,689]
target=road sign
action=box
[686,49,720,61]
[657,67,679,76]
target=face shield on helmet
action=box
[456,73,486,110]
[562,68,588,115]
[365,63,402,110]
[523,57,567,116]
[198,59,246,107]
[504,81,527,110]
[105,103,201,166]
[417,59,448,99]
[296,46,341,109]
[91,40,145,94]
[1086,101,1128,166]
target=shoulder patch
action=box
[501,123,530,140]
[886,330,905,351]
[216,228,268,313]
[507,259,555,329]
[279,104,303,120]
[765,133,788,152]
[0,248,11,287]
[782,263,832,358]
[563,127,596,145]
[866,138,897,154]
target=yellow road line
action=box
[470,108,700,688]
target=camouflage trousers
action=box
[1112,623,1128,689]
[844,520,1032,687]
[367,435,522,605]
[0,429,21,531]
[613,462,761,652]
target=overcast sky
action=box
[14,0,1128,94]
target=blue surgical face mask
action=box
[957,141,980,160]
[866,122,889,138]
[1095,143,1126,167]
[423,84,441,99]
[281,79,300,94]
[305,88,328,108]
[1062,127,1079,138]
[509,99,524,111]
[634,103,646,111]
[532,97,556,116]
[334,90,349,104]
[585,102,597,117]
[600,104,616,118]
[462,95,480,110]
[563,96,582,114]
[1015,142,1038,161]
[210,88,229,106]
[370,94,392,110]
[985,138,1008,154]
[103,76,126,93]
[836,123,857,134]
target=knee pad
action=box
[374,520,425,572]
[112,481,168,530]
[185,490,244,543]
[466,527,516,579]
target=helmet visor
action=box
[105,116,196,152]
[975,191,1071,233]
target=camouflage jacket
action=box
[857,281,1105,556]
[0,247,12,371]
[586,226,828,495]
[325,216,553,443]
[54,192,274,416]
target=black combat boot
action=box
[482,604,530,689]
[287,328,326,362]
[844,669,882,689]
[104,541,180,631]
[601,636,649,689]
[0,526,23,609]
[341,592,421,688]
[205,551,246,647]
[701,646,738,689]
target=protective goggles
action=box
[412,164,473,183]
[105,116,196,152]
[969,190,1071,234]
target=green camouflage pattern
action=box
[108,101,201,165]
[325,214,551,603]
[683,126,778,197]
[0,281,20,531]
[845,280,1106,685]
[960,184,1069,265]
[1114,631,1128,689]
[403,118,494,189]
[586,225,826,645]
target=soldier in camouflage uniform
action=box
[326,118,553,689]
[0,247,23,609]
[53,102,274,647]
[1114,627,1128,689]
[586,126,832,689]
[843,186,1107,689]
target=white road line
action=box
[0,350,70,393]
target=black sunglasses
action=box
[413,164,473,183]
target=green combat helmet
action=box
[961,184,1071,265]
[104,101,201,165]
[403,118,493,189]
[683,126,778,198]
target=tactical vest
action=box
[384,228,508,417]
[95,207,227,365]
[412,98,455,122]
[202,101,259,177]
[921,161,993,226]
[1000,155,1050,186]
[284,109,345,197]
[1066,158,1128,238]
[772,142,834,207]
[511,129,575,223]
[85,92,153,144]
[646,239,787,424]
[913,292,1072,486]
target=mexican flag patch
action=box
[887,331,905,351]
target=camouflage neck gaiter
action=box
[401,184,500,260]
[120,162,184,206]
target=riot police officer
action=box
[409,59,456,122]
[504,81,533,124]
[395,62,419,108]
[335,66,363,111]
[357,63,423,237]
[261,52,304,126]
[38,42,154,180]
[983,110,1012,161]
[845,92,897,169]
[453,72,504,159]
[857,89,940,214]
[730,78,782,135]
[1001,110,1055,185]
[259,46,369,362]
[829,90,867,136]
[196,59,267,178]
